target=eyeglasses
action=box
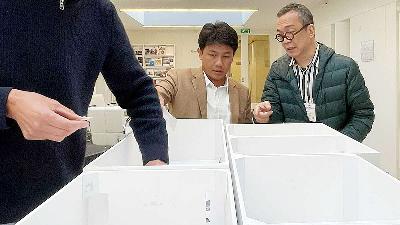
[275,24,311,42]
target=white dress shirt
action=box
[204,72,231,124]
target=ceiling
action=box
[112,0,328,32]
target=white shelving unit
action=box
[133,44,175,81]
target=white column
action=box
[241,34,249,88]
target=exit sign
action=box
[240,28,251,34]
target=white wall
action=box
[313,0,398,176]
[351,3,398,176]
[269,35,286,63]
[334,19,350,56]
[312,0,395,27]
[126,29,201,69]
[316,24,335,48]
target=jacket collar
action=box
[191,68,208,118]
[191,67,238,122]
[275,42,335,82]
[203,72,229,89]
[272,43,335,117]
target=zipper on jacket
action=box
[60,0,65,10]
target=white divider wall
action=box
[226,123,379,166]
[229,136,378,166]
[86,119,228,168]
[17,169,237,225]
[167,119,227,164]
[15,120,400,225]
[227,123,339,137]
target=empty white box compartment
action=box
[228,136,378,165]
[17,169,237,225]
[86,119,228,168]
[226,123,379,166]
[231,154,400,225]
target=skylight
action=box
[121,9,257,27]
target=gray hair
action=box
[277,3,314,25]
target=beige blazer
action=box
[155,68,252,124]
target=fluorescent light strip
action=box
[142,25,244,28]
[142,25,203,28]
[120,8,258,12]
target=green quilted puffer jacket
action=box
[261,43,375,142]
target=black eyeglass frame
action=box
[275,23,312,42]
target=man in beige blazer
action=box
[156,22,252,124]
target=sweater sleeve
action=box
[0,87,12,130]
[341,59,375,142]
[101,3,169,164]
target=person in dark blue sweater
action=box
[0,0,169,223]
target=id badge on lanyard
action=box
[304,102,316,122]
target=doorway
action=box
[231,34,270,104]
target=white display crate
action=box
[17,169,237,225]
[86,119,228,169]
[230,154,400,225]
[226,123,379,166]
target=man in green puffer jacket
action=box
[253,3,374,142]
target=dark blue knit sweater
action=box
[0,0,169,222]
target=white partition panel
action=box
[226,123,379,166]
[86,119,228,168]
[226,123,339,137]
[17,169,237,225]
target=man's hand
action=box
[145,159,166,166]
[253,101,273,123]
[6,89,89,142]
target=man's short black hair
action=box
[198,21,238,53]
